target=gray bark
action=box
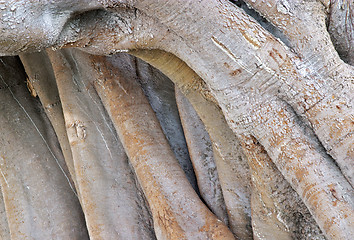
[0,56,88,239]
[134,59,198,191]
[0,0,353,239]
[175,87,228,224]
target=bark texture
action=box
[0,57,88,239]
[48,49,156,240]
[176,87,228,224]
[0,0,353,240]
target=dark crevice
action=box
[0,81,23,90]
[127,158,157,239]
[133,55,201,196]
[250,136,325,239]
[280,98,353,188]
[55,9,111,49]
[326,1,354,65]
[229,0,291,48]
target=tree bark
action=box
[131,49,253,239]
[0,56,88,239]
[85,52,235,240]
[176,87,228,224]
[47,49,156,239]
[0,0,353,239]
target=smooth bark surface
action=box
[176,88,228,224]
[134,58,198,191]
[86,52,234,240]
[48,49,155,240]
[0,186,10,240]
[0,57,88,239]
[132,49,253,240]
[19,52,78,192]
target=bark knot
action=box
[70,120,87,140]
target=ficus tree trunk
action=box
[0,0,353,240]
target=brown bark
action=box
[83,52,235,239]
[47,49,155,239]
[243,0,354,186]
[127,2,354,238]
[0,0,353,239]
[132,49,253,240]
[134,59,198,191]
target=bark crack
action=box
[229,0,291,48]
[280,98,345,178]
[211,36,253,75]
